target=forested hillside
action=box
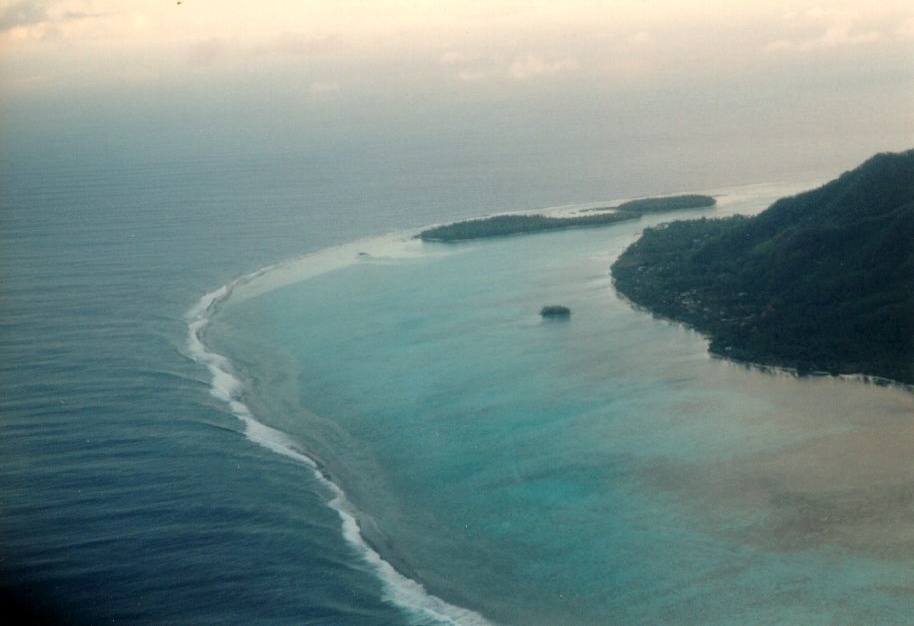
[612,150,914,384]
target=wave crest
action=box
[184,246,496,626]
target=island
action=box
[611,150,914,385]
[417,194,716,242]
[417,212,637,242]
[541,305,571,318]
[584,194,717,214]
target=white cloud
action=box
[187,38,227,66]
[766,27,882,51]
[0,0,50,32]
[457,69,491,82]
[507,55,578,80]
[440,51,478,66]
[0,1,116,40]
[804,6,831,20]
[611,30,655,61]
[439,50,498,81]
[255,32,340,57]
[765,39,792,52]
[766,6,890,52]
[627,31,654,47]
[895,18,914,39]
[441,50,578,82]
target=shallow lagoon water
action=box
[205,185,914,625]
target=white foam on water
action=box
[225,231,456,305]
[185,239,498,626]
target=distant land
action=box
[612,150,914,385]
[584,194,717,214]
[417,194,716,242]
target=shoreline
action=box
[613,286,914,393]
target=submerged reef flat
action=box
[417,194,716,242]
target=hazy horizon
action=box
[2,1,912,195]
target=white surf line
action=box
[185,251,498,626]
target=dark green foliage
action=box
[417,212,638,242]
[541,305,571,317]
[615,194,716,213]
[417,195,716,242]
[612,150,914,384]
[419,195,717,242]
[581,194,716,214]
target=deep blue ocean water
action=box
[3,138,913,625]
[0,152,426,624]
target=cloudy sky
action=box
[1,1,912,187]
[4,1,912,90]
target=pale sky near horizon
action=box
[3,1,913,94]
[1,1,912,183]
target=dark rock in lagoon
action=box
[540,305,571,318]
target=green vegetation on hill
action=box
[418,194,716,242]
[612,150,914,384]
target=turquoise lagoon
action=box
[202,184,914,625]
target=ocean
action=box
[3,137,913,625]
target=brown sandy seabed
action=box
[637,363,914,575]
